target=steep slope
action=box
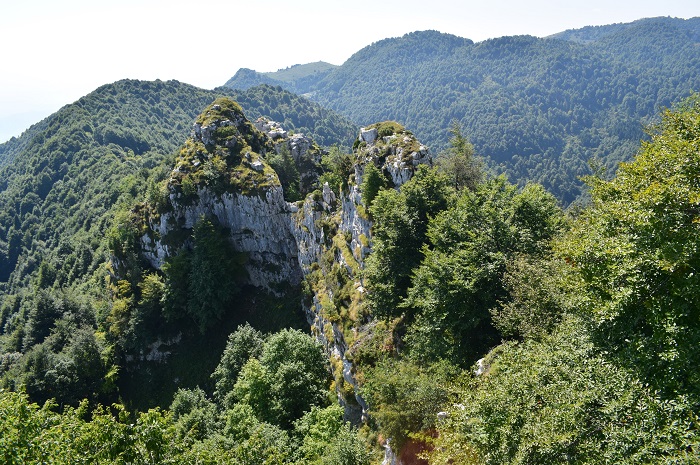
[0,80,358,408]
[121,101,432,417]
[224,18,700,203]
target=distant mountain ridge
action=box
[224,17,700,203]
[549,16,700,43]
[225,61,338,94]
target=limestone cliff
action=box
[136,99,431,419]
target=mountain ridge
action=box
[224,17,700,203]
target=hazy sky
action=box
[0,0,697,142]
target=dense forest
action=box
[226,17,700,203]
[1,17,700,465]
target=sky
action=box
[0,0,698,143]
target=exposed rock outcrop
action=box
[142,185,303,292]
[135,102,431,421]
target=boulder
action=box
[360,127,378,144]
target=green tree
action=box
[234,358,273,422]
[259,329,330,428]
[212,323,264,407]
[322,424,372,465]
[405,177,563,364]
[169,387,218,443]
[162,217,246,334]
[234,329,329,428]
[268,143,302,201]
[319,145,353,195]
[364,166,453,318]
[187,218,245,332]
[490,255,568,340]
[436,120,482,190]
[292,404,346,463]
[361,358,456,450]
[558,94,700,400]
[360,161,385,209]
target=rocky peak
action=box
[356,121,432,187]
[191,98,271,155]
[135,106,433,421]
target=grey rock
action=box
[360,127,378,144]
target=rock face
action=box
[254,117,287,140]
[142,185,303,293]
[136,104,431,420]
[138,98,297,294]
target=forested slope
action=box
[225,17,700,203]
[0,80,356,410]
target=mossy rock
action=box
[195,98,246,127]
[366,121,408,138]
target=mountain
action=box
[224,17,700,204]
[0,80,356,290]
[225,84,357,148]
[224,61,338,94]
[0,81,424,414]
[0,80,359,410]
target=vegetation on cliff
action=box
[360,95,700,463]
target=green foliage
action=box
[319,145,353,195]
[367,121,406,138]
[234,329,330,428]
[359,161,385,208]
[0,389,184,464]
[490,255,568,340]
[169,387,218,443]
[162,217,246,334]
[436,120,482,190]
[404,177,563,364]
[321,423,373,465]
[293,404,346,463]
[211,323,264,407]
[0,321,370,464]
[364,166,453,318]
[268,143,302,201]
[423,93,700,465]
[429,318,700,465]
[558,93,700,400]
[361,358,456,450]
[187,218,245,331]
